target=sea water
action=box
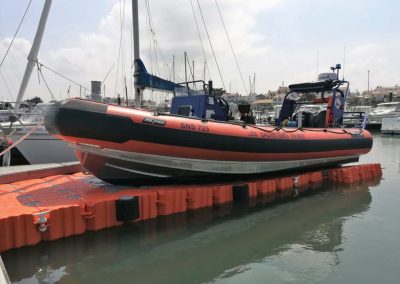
[2,132,400,284]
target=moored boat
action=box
[44,1,372,184]
[368,102,400,127]
[381,117,400,134]
[44,78,372,184]
[1,103,76,165]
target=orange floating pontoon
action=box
[0,163,382,252]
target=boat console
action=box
[278,67,350,128]
[170,81,230,121]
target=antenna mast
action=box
[253,73,256,94]
[343,46,346,80]
[316,50,319,80]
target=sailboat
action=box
[0,0,76,166]
[44,0,372,184]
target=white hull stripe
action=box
[72,144,359,175]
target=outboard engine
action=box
[238,104,255,124]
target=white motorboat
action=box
[368,102,400,126]
[381,117,400,134]
[0,102,13,122]
[0,110,12,122]
[0,103,77,165]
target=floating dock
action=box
[0,162,80,184]
[0,163,382,253]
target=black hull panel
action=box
[45,100,373,156]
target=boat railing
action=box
[0,104,47,166]
[1,102,51,125]
[342,111,367,127]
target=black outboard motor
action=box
[238,104,255,124]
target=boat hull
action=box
[73,143,360,183]
[45,99,373,184]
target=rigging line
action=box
[102,63,115,84]
[185,53,197,90]
[0,0,33,70]
[196,0,226,90]
[130,8,134,99]
[156,42,173,79]
[145,0,172,78]
[120,0,126,93]
[214,0,247,95]
[155,43,161,76]
[144,0,153,74]
[115,0,125,97]
[144,0,154,89]
[148,0,156,74]
[0,31,25,83]
[189,0,211,80]
[36,63,57,102]
[37,62,90,93]
[146,0,161,77]
[145,1,168,80]
[0,70,14,101]
[154,39,172,78]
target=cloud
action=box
[343,42,400,91]
[1,0,283,101]
[0,37,32,100]
[1,0,399,103]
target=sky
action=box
[0,0,399,103]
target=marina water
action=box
[2,131,399,284]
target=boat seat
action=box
[178,105,192,116]
[293,111,314,127]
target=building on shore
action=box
[360,85,399,106]
[270,85,289,106]
[223,84,289,113]
[251,99,273,111]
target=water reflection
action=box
[3,181,375,284]
[211,185,373,284]
[363,133,400,175]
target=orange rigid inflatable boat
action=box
[44,97,372,184]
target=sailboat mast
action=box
[132,0,142,107]
[15,0,52,112]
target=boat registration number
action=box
[181,123,209,132]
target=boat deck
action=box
[0,162,80,184]
[0,163,382,253]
